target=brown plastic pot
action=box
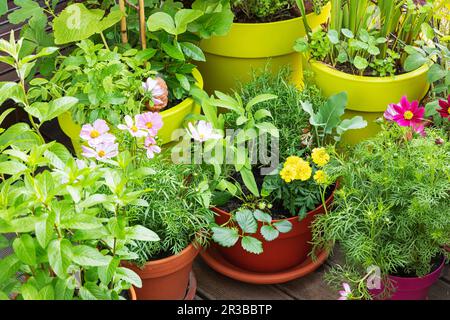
[212,187,336,273]
[124,243,199,300]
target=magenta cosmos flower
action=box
[144,136,161,159]
[187,120,222,142]
[80,119,115,146]
[136,112,163,136]
[82,142,119,161]
[338,283,352,300]
[437,95,450,120]
[384,96,426,135]
[117,115,147,137]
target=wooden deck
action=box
[193,249,450,300]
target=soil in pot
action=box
[124,244,199,300]
[182,0,316,23]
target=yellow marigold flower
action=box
[311,147,330,167]
[281,156,312,182]
[280,165,297,183]
[294,158,312,181]
[314,170,328,184]
[285,155,302,166]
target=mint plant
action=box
[0,36,161,300]
[212,209,292,254]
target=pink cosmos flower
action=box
[82,142,119,161]
[187,120,222,142]
[384,96,426,136]
[80,119,115,146]
[135,112,163,136]
[338,283,352,300]
[437,95,450,120]
[117,115,147,137]
[142,77,169,111]
[144,136,161,159]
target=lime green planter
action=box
[197,3,330,94]
[58,69,203,155]
[308,61,430,144]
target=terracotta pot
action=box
[124,244,199,300]
[212,186,336,273]
[128,286,137,300]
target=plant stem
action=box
[100,32,110,50]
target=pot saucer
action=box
[200,247,328,285]
[184,271,197,300]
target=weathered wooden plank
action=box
[193,259,294,300]
[274,265,337,300]
[441,265,450,282]
[428,279,450,300]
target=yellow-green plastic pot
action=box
[58,69,203,155]
[197,3,330,94]
[308,60,430,144]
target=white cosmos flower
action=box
[187,121,222,142]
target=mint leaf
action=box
[235,209,257,234]
[116,267,142,288]
[241,236,263,254]
[0,0,8,16]
[0,234,8,250]
[12,234,36,266]
[125,225,160,241]
[212,226,239,247]
[47,239,72,278]
[72,245,111,267]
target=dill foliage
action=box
[312,126,450,295]
[127,156,213,266]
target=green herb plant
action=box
[33,39,152,126]
[312,125,450,299]
[0,37,160,300]
[126,154,213,265]
[300,92,367,147]
[294,0,435,76]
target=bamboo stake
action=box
[138,0,147,50]
[119,0,128,44]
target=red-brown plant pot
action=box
[129,286,137,300]
[212,186,336,273]
[124,243,199,300]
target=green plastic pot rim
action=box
[159,68,203,118]
[310,60,430,83]
[230,6,325,28]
